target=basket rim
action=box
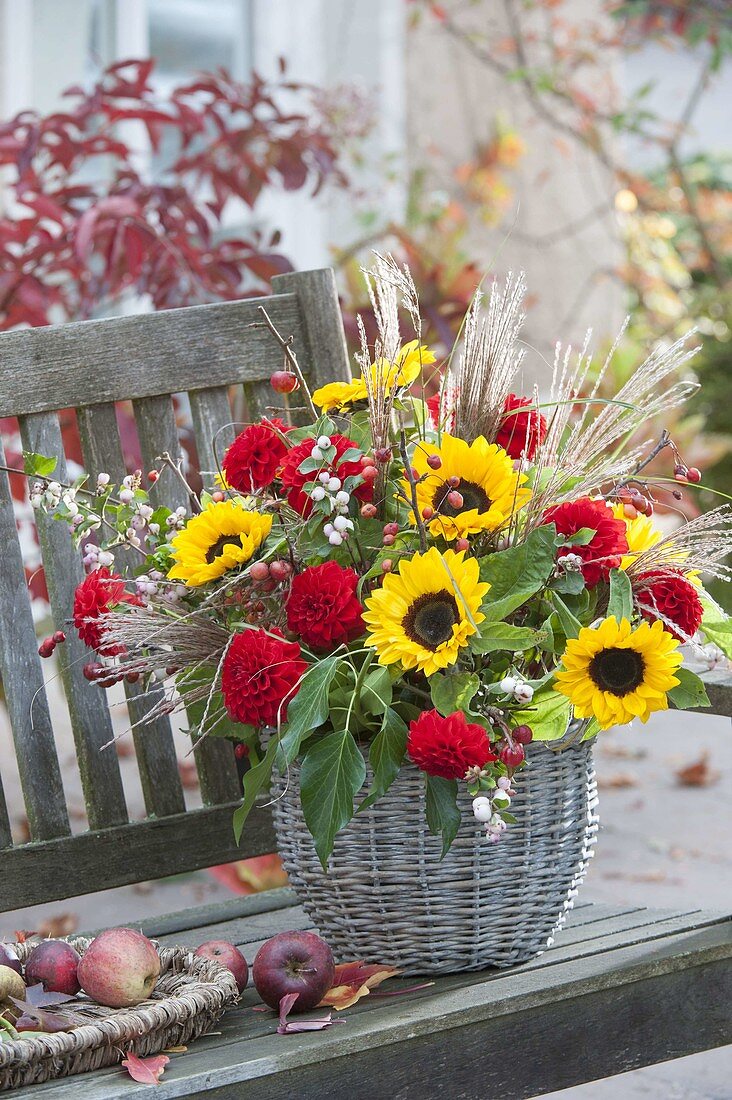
[0,936,239,1071]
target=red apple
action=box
[195,940,248,993]
[78,928,160,1008]
[252,931,335,1012]
[25,940,80,995]
[0,943,22,977]
[270,370,299,394]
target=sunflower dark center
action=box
[402,589,459,651]
[434,479,491,517]
[205,534,242,563]
[588,647,645,697]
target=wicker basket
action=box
[272,740,599,974]
[0,938,239,1092]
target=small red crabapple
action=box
[52,630,66,644]
[383,522,399,536]
[383,533,396,546]
[422,506,435,520]
[269,560,292,583]
[82,662,102,681]
[374,447,392,463]
[234,743,250,760]
[249,561,270,582]
[360,454,374,466]
[360,464,378,482]
[381,559,393,573]
[410,467,420,482]
[513,724,534,745]
[447,475,461,489]
[211,490,225,503]
[270,370,299,394]
[426,454,442,470]
[447,490,463,509]
[38,638,55,658]
[499,743,525,768]
[147,470,159,482]
[455,538,470,552]
[687,467,701,483]
[360,503,377,519]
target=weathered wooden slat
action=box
[188,386,236,483]
[20,914,730,1100]
[272,268,351,389]
[132,394,241,807]
[698,670,732,717]
[131,888,299,940]
[1,803,275,912]
[0,294,310,418]
[0,771,13,849]
[0,440,70,841]
[76,404,185,819]
[18,413,128,831]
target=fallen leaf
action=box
[208,854,288,896]
[121,1052,170,1085]
[675,752,720,788]
[14,930,37,944]
[600,744,647,760]
[276,993,343,1035]
[597,771,638,789]
[10,999,80,1033]
[38,913,78,938]
[319,961,402,1010]
[24,984,77,1008]
[162,1045,187,1054]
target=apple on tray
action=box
[24,940,81,995]
[194,940,248,993]
[252,931,335,1012]
[0,944,22,977]
[78,928,161,1008]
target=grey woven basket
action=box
[0,938,239,1092]
[272,740,599,974]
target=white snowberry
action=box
[513,682,534,704]
[323,523,334,536]
[119,488,135,504]
[310,446,324,461]
[328,531,343,546]
[335,490,350,505]
[327,477,341,492]
[499,676,517,694]
[317,435,331,449]
[472,796,493,823]
[311,486,326,502]
[318,471,331,484]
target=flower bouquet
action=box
[30,256,732,972]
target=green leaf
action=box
[300,730,367,869]
[430,671,480,716]
[580,717,602,741]
[551,570,586,596]
[550,594,582,640]
[22,451,57,478]
[700,600,732,659]
[276,657,342,768]
[232,735,279,844]
[479,524,557,620]
[360,666,393,715]
[607,569,633,623]
[668,667,710,710]
[425,775,461,858]
[470,622,550,655]
[561,526,596,547]
[512,685,571,742]
[358,707,408,812]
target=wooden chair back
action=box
[0,268,350,911]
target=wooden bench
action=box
[0,268,730,1097]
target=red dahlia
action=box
[635,568,703,641]
[73,567,140,655]
[286,562,365,650]
[280,433,373,516]
[407,709,496,781]
[496,393,548,460]
[221,628,307,727]
[222,418,288,492]
[426,391,455,433]
[543,497,628,588]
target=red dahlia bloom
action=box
[286,561,365,650]
[221,628,307,727]
[496,393,548,460]
[73,567,140,655]
[543,497,628,588]
[407,709,496,780]
[426,391,455,432]
[280,433,373,516]
[635,568,703,641]
[221,418,288,492]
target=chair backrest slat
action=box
[76,403,186,819]
[18,411,129,830]
[0,268,350,909]
[0,440,70,842]
[189,386,236,480]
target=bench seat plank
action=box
[11,898,731,1100]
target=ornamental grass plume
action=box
[30,252,732,867]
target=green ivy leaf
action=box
[300,730,367,869]
[276,656,342,768]
[607,569,633,623]
[430,671,480,716]
[550,593,582,640]
[22,451,57,478]
[561,526,596,547]
[480,524,557,619]
[700,599,732,660]
[360,666,393,715]
[425,775,461,858]
[470,622,550,655]
[512,685,572,742]
[550,570,586,596]
[358,707,408,813]
[232,735,279,844]
[668,667,711,710]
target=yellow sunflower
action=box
[611,503,661,569]
[554,616,682,730]
[362,547,488,676]
[168,501,272,587]
[409,434,531,542]
[312,341,435,413]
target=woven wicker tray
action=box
[0,936,239,1091]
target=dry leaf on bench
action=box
[38,913,78,938]
[675,752,719,788]
[276,992,343,1035]
[318,961,402,1010]
[121,1052,170,1085]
